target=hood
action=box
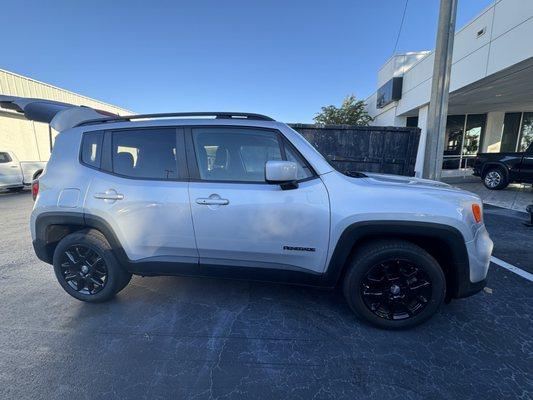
[360,172,479,197]
[363,172,451,189]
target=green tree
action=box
[313,94,373,126]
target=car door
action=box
[519,142,533,183]
[187,126,330,274]
[0,151,23,187]
[83,127,198,264]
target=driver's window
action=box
[192,128,282,182]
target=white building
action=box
[0,68,131,168]
[366,0,533,177]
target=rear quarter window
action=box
[0,152,12,163]
[81,131,104,168]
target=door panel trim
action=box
[199,257,320,274]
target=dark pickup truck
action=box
[473,142,533,189]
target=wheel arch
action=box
[481,162,509,179]
[33,212,86,264]
[33,212,128,267]
[32,169,43,180]
[324,221,470,299]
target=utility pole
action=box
[423,0,458,180]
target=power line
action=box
[392,0,409,55]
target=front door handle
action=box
[94,189,124,201]
[196,198,229,206]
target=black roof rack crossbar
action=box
[75,112,275,127]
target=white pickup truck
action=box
[0,150,45,191]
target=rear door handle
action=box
[196,198,229,205]
[94,190,124,201]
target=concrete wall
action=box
[366,92,407,127]
[377,52,430,88]
[0,113,51,161]
[414,105,429,176]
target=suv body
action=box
[28,114,493,328]
[473,142,533,189]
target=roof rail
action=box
[75,112,275,127]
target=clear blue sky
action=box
[2,0,493,122]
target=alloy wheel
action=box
[60,245,108,295]
[361,259,432,320]
[485,171,501,188]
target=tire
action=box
[482,166,508,190]
[343,240,445,330]
[33,170,42,181]
[52,229,132,303]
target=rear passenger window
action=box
[112,129,178,180]
[0,152,12,163]
[81,131,103,168]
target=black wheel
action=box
[482,167,508,190]
[53,229,132,302]
[343,240,445,330]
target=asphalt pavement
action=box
[0,190,531,400]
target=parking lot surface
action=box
[0,191,531,400]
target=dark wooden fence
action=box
[289,124,420,177]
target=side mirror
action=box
[265,161,299,190]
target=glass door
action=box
[462,114,486,168]
[443,115,465,169]
[442,114,487,170]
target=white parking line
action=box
[491,256,533,282]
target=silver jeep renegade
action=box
[1,96,493,329]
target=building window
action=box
[496,112,533,153]
[519,112,533,152]
[463,114,486,157]
[406,117,419,127]
[501,113,522,152]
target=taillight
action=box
[32,180,39,201]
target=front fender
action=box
[322,221,472,299]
